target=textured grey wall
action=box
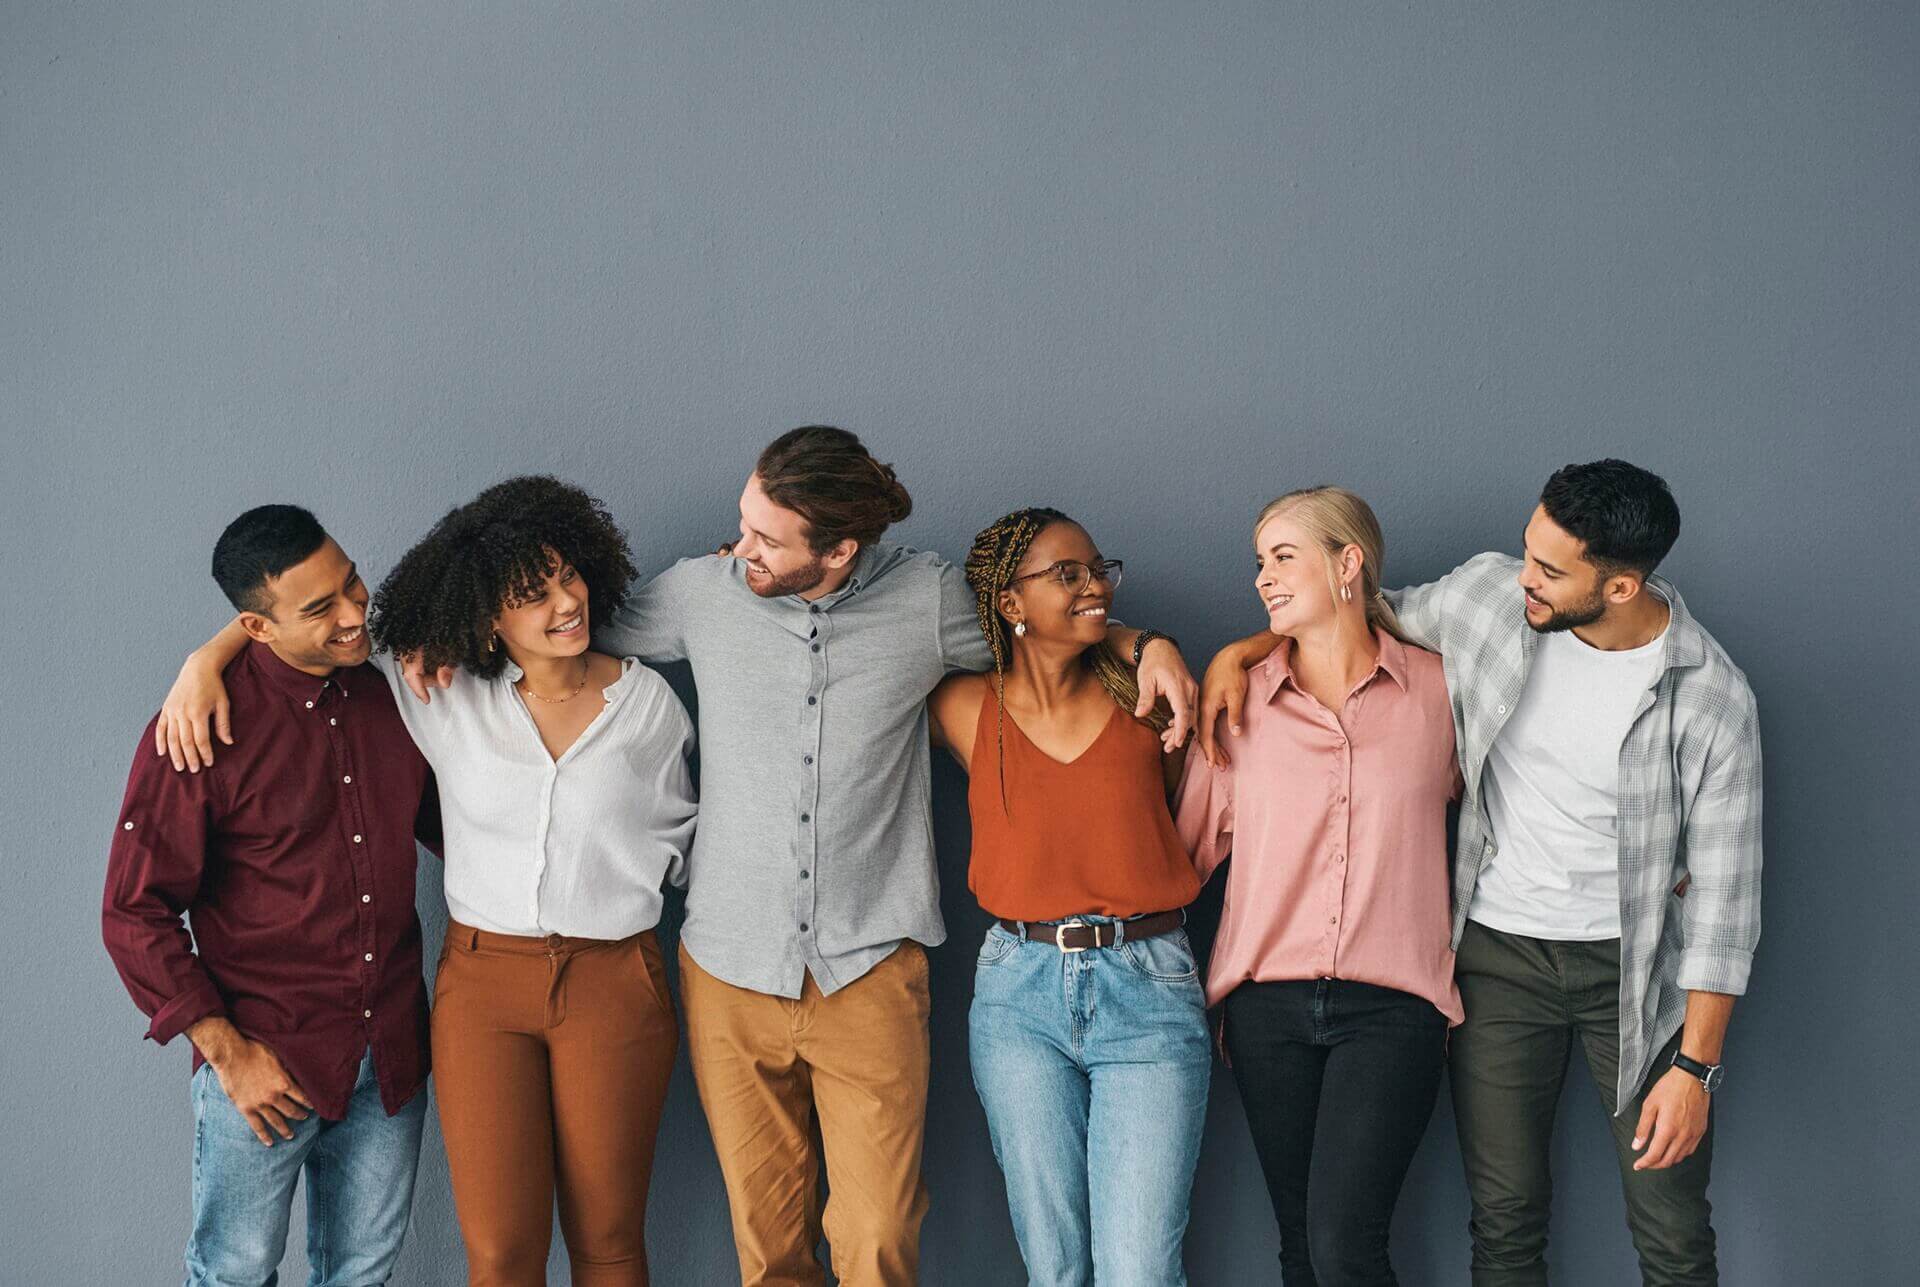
[5,2,1915,1283]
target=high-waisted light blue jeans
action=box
[969,916,1213,1287]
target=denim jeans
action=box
[1223,978,1448,1287]
[968,917,1213,1287]
[184,1049,426,1287]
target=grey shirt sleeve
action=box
[935,557,994,673]
[595,559,700,663]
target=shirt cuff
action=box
[145,982,225,1046]
[1676,946,1752,997]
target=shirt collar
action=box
[791,544,875,612]
[1254,627,1409,704]
[500,654,636,701]
[1643,574,1706,670]
[245,640,347,703]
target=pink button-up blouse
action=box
[1176,630,1464,1023]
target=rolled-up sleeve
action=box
[102,725,225,1045]
[1676,699,1764,995]
[1174,752,1235,882]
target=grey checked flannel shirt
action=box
[1387,553,1763,1112]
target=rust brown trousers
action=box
[432,921,678,1286]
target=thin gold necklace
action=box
[518,658,589,704]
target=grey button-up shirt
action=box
[1388,553,1763,1112]
[597,541,991,997]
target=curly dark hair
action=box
[369,475,637,680]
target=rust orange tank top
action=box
[966,684,1202,922]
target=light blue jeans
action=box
[184,1049,426,1287]
[969,916,1213,1287]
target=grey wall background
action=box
[5,2,1915,1282]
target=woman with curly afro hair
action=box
[159,475,697,1287]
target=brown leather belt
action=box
[997,910,1185,953]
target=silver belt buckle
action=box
[1055,919,1091,952]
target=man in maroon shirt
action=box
[103,505,439,1287]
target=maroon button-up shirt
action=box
[103,642,438,1119]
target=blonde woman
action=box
[1176,487,1460,1286]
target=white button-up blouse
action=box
[378,652,696,940]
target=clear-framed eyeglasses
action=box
[1007,558,1124,596]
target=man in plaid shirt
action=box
[1201,460,1761,1285]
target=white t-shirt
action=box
[1468,623,1669,940]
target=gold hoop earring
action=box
[1341,583,1352,603]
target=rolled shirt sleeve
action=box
[1676,697,1764,995]
[1173,750,1234,882]
[102,724,227,1045]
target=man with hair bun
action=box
[1201,459,1762,1285]
[406,426,1202,1286]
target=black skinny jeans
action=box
[1224,978,1448,1287]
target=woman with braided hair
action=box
[925,507,1211,1287]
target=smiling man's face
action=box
[1516,504,1614,633]
[244,537,371,673]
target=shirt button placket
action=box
[800,611,827,954]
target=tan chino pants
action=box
[680,941,932,1287]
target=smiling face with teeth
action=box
[998,520,1115,649]
[1253,511,1355,639]
[237,536,374,676]
[492,547,593,667]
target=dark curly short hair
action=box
[369,475,637,680]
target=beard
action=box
[1529,582,1608,634]
[746,556,830,599]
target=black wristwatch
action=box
[1670,1050,1724,1093]
[1131,629,1176,667]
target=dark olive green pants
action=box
[1450,921,1716,1287]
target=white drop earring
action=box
[1013,621,1027,637]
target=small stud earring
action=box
[1013,621,1027,637]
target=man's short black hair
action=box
[1539,459,1681,578]
[211,504,329,615]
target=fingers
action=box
[1165,681,1195,748]
[402,655,430,704]
[215,696,232,747]
[240,1108,278,1147]
[434,666,455,690]
[270,1091,310,1122]
[1632,1102,1675,1171]
[1635,1119,1679,1170]
[1631,1099,1658,1155]
[1198,691,1222,765]
[1223,681,1246,737]
[283,1081,313,1110]
[191,711,215,772]
[162,718,187,773]
[257,1103,296,1143]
